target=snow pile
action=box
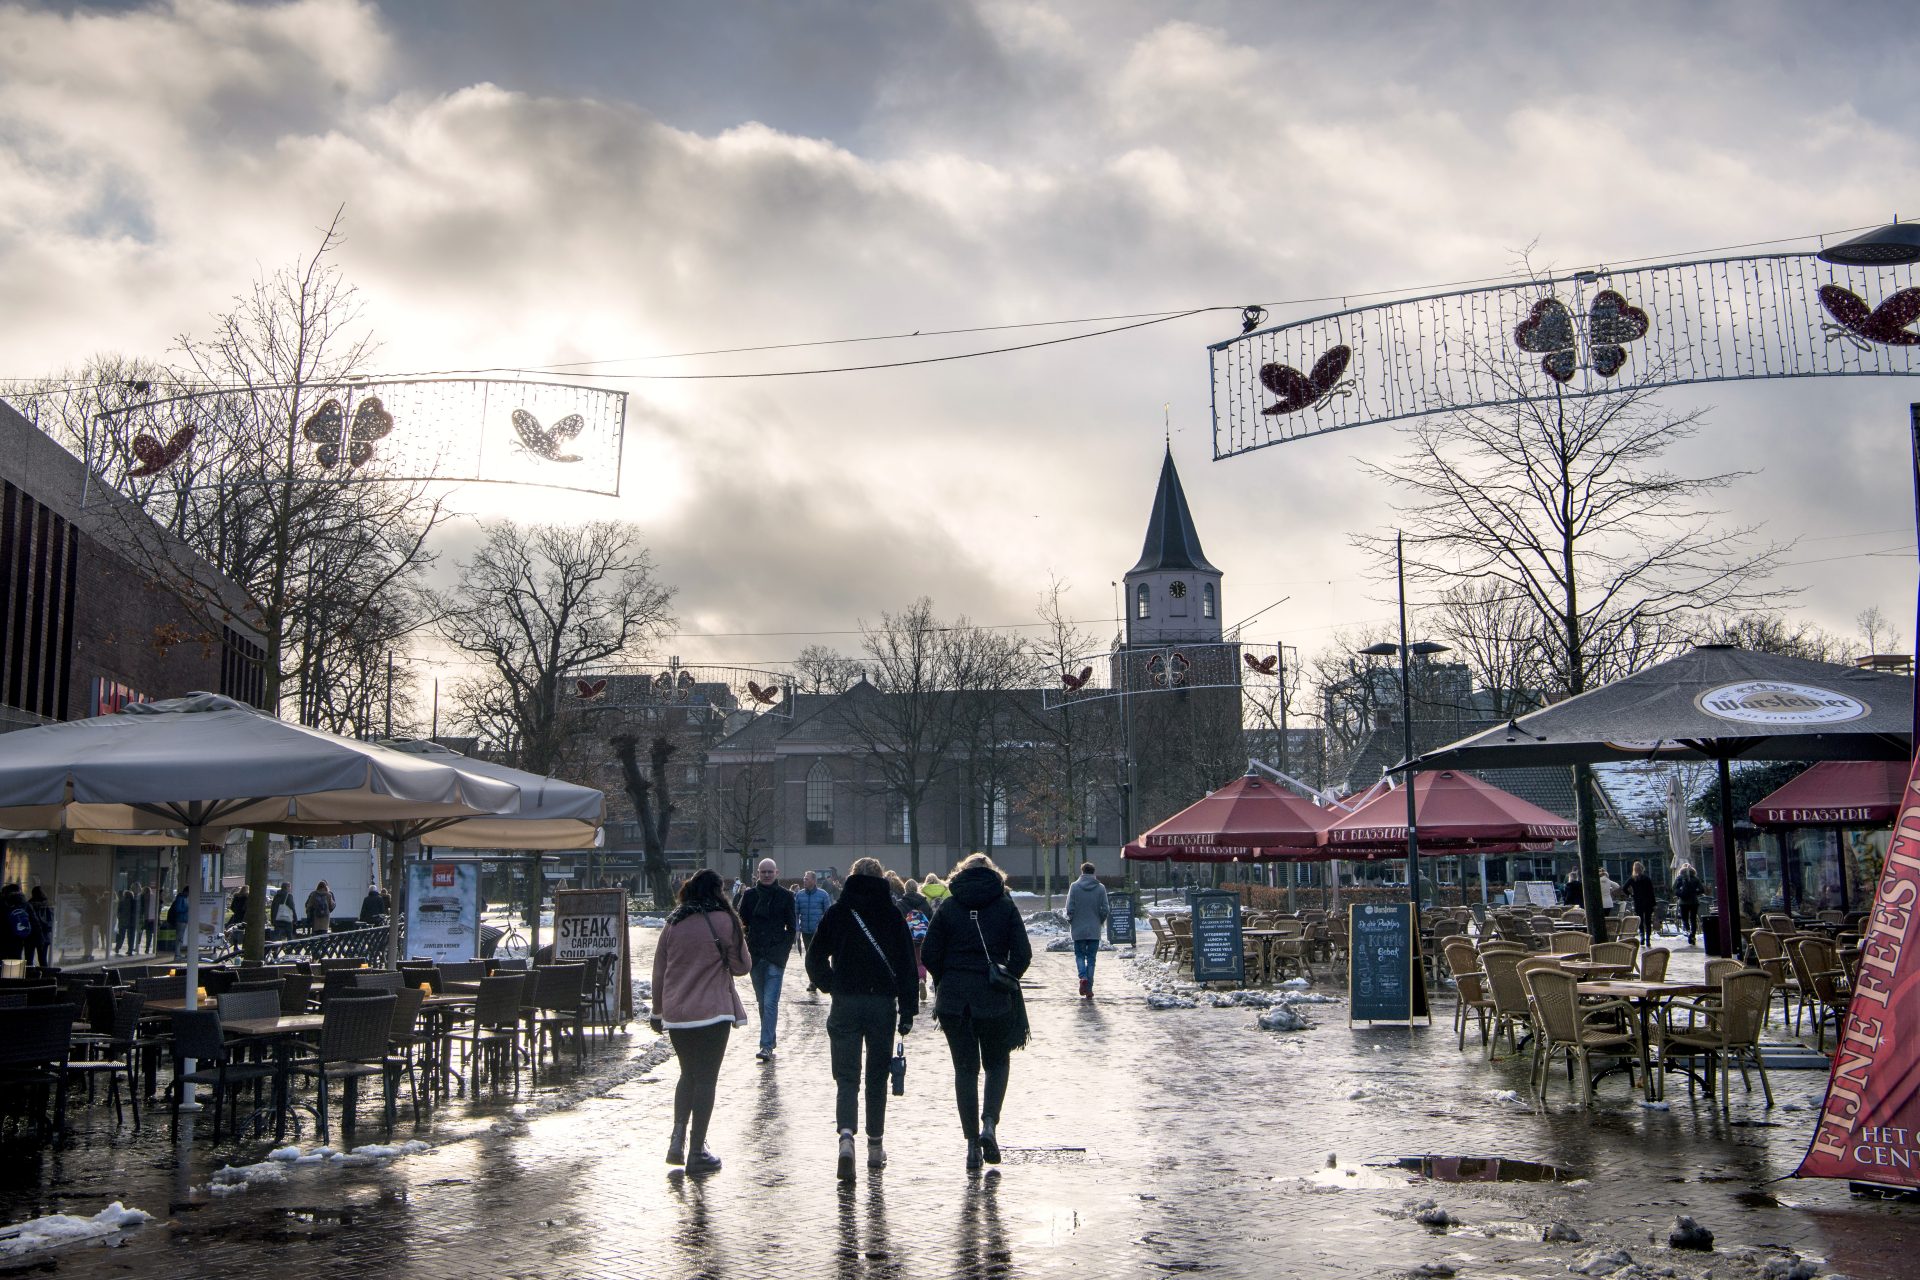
[208,1163,289,1195]
[1045,935,1114,953]
[0,1203,152,1258]
[1258,1005,1310,1032]
[1491,1089,1528,1107]
[1024,909,1069,933]
[1410,1199,1459,1227]
[1542,1220,1583,1243]
[1570,1247,1637,1276]
[1146,992,1197,1010]
[634,916,665,929]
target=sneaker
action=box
[868,1137,887,1169]
[756,1047,773,1063]
[965,1139,983,1172]
[837,1130,857,1182]
[979,1119,1001,1165]
[686,1148,722,1175]
[1079,976,1091,998]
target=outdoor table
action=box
[1575,980,1711,1102]
[417,994,476,1099]
[221,1013,326,1140]
[1557,960,1634,979]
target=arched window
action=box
[1202,582,1216,619]
[806,760,834,844]
[1136,582,1150,619]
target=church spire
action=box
[1129,446,1218,575]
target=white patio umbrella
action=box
[0,694,521,1007]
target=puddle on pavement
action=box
[1379,1155,1580,1183]
[1735,1189,1780,1208]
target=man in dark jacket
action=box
[805,858,918,1180]
[735,858,798,1062]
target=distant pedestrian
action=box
[117,886,139,954]
[805,857,918,1181]
[1672,862,1704,945]
[735,857,797,1062]
[922,852,1032,1172]
[168,887,189,958]
[650,869,750,1174]
[26,886,53,969]
[305,881,334,935]
[794,871,832,992]
[270,881,298,940]
[1562,870,1583,908]
[1065,862,1110,998]
[900,878,932,989]
[1599,870,1621,915]
[227,884,250,932]
[921,872,949,910]
[1,883,30,966]
[1625,860,1657,947]
[139,884,157,952]
[359,884,386,923]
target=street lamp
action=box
[1358,531,1450,913]
[1816,221,1920,267]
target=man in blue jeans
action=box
[794,870,832,993]
[1064,862,1110,998]
[735,858,797,1062]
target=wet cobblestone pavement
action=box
[4,931,1917,1279]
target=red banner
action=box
[1795,752,1920,1188]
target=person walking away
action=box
[735,858,797,1062]
[1625,860,1658,948]
[227,884,250,935]
[1,883,30,971]
[359,883,386,924]
[139,883,156,953]
[921,872,949,911]
[1598,869,1621,921]
[1065,863,1110,998]
[26,886,53,969]
[1562,869,1583,908]
[650,869,750,1174]
[794,871,832,992]
[270,881,297,941]
[305,880,334,936]
[900,878,932,992]
[1672,862,1704,945]
[167,887,190,958]
[117,886,138,955]
[921,852,1033,1172]
[805,858,918,1181]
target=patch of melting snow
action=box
[1258,1006,1310,1031]
[1298,1165,1412,1191]
[0,1203,152,1258]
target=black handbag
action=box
[970,909,1019,993]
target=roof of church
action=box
[1130,447,1218,575]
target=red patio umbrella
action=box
[1749,760,1909,827]
[1323,770,1576,849]
[1121,772,1333,863]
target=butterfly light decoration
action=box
[746,681,781,706]
[1061,666,1093,691]
[1258,345,1353,415]
[1243,653,1279,675]
[1818,285,1920,351]
[126,426,196,478]
[303,396,395,468]
[575,679,608,700]
[512,409,585,463]
[1144,651,1191,688]
[1512,289,1649,384]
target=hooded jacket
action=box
[1065,872,1110,942]
[804,873,919,1016]
[921,864,1032,1020]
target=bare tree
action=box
[1429,580,1546,722]
[710,759,779,883]
[613,735,678,910]
[1696,611,1844,662]
[1363,348,1784,936]
[436,521,675,774]
[792,644,862,695]
[946,623,1032,856]
[1856,605,1902,657]
[1017,581,1121,901]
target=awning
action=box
[1323,770,1577,847]
[1121,773,1331,862]
[1750,760,1909,828]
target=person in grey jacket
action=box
[1064,863,1110,998]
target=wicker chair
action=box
[1660,968,1773,1107]
[287,994,401,1143]
[1639,948,1671,983]
[1443,940,1494,1050]
[1590,940,1639,969]
[66,990,147,1128]
[1523,967,1638,1108]
[1548,931,1592,956]
[167,1007,280,1141]
[1792,937,1850,1053]
[467,974,526,1094]
[1148,916,1175,961]
[1480,951,1536,1060]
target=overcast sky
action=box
[2,0,1917,684]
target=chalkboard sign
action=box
[1189,890,1244,985]
[1348,902,1430,1024]
[1107,892,1137,945]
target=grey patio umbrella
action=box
[292,739,605,965]
[1414,646,1914,954]
[0,694,521,1005]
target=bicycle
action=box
[492,918,530,960]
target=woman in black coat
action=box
[920,852,1032,1172]
[1625,860,1658,948]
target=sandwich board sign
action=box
[553,887,632,1022]
[1348,902,1430,1025]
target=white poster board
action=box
[406,861,479,964]
[553,887,632,1022]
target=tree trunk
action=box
[614,735,677,910]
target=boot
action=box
[979,1117,1001,1164]
[686,1147,721,1174]
[868,1136,887,1168]
[966,1138,983,1172]
[666,1120,687,1166]
[1079,976,1091,998]
[837,1129,856,1182]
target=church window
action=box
[806,760,834,844]
[1202,583,1216,619]
[1136,583,1150,619]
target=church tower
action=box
[1123,447,1223,649]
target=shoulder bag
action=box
[969,908,1019,993]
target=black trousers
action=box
[1679,900,1700,939]
[667,1023,731,1152]
[828,993,895,1138]
[1636,909,1655,947]
[940,1011,1012,1140]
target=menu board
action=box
[1107,892,1137,945]
[1189,890,1244,984]
[1348,902,1429,1024]
[553,887,633,1021]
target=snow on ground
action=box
[0,1203,151,1259]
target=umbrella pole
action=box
[1714,757,1742,959]
[386,835,400,969]
[180,820,205,1113]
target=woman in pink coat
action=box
[650,869,750,1173]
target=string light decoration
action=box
[1040,642,1282,709]
[1210,253,1920,457]
[565,663,799,721]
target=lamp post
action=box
[1360,532,1449,911]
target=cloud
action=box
[0,0,1914,686]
